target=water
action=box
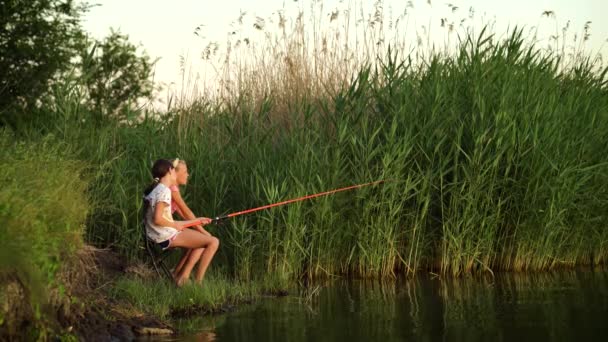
[162,269,608,341]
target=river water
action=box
[152,269,608,341]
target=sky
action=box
[81,0,608,102]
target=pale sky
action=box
[82,0,608,103]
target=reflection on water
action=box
[162,269,608,341]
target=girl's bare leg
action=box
[173,248,191,279]
[173,230,207,277]
[170,230,220,287]
[194,238,219,283]
[175,248,203,287]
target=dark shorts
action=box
[158,239,171,250]
[155,232,179,251]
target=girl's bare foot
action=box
[172,273,181,285]
[176,276,190,288]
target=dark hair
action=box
[143,159,174,196]
[142,159,175,221]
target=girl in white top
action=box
[168,158,217,279]
[143,159,220,287]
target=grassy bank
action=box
[0,130,90,339]
[108,273,288,319]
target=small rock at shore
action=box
[135,326,174,335]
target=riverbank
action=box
[0,245,289,341]
[57,246,173,341]
[84,248,290,340]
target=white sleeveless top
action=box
[144,183,179,243]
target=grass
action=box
[0,130,91,339]
[3,2,607,295]
[107,272,289,319]
[23,24,603,281]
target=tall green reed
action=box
[26,23,608,279]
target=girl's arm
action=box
[174,203,185,219]
[171,189,212,236]
[154,202,206,231]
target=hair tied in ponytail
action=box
[144,159,173,198]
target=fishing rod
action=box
[183,179,385,227]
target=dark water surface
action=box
[151,269,608,341]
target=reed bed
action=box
[17,2,608,279]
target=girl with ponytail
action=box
[143,159,220,287]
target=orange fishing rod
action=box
[184,180,385,227]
